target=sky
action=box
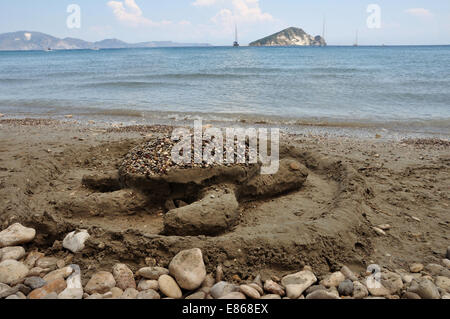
[1,0,449,45]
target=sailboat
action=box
[233,24,239,47]
[353,30,359,47]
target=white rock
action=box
[0,246,26,262]
[0,260,29,285]
[169,248,206,290]
[0,223,35,247]
[62,230,90,253]
[281,270,317,299]
[58,265,83,299]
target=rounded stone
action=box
[210,281,239,299]
[409,263,424,273]
[138,279,159,291]
[0,223,36,248]
[0,260,29,285]
[62,230,90,253]
[338,279,354,296]
[0,246,26,262]
[240,284,260,299]
[158,274,182,299]
[306,290,340,299]
[112,263,136,290]
[85,271,116,294]
[219,292,246,299]
[120,288,139,299]
[137,266,169,280]
[24,277,47,290]
[281,270,317,299]
[169,248,206,291]
[264,280,285,296]
[137,289,161,299]
[321,271,346,288]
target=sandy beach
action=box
[1,118,448,289]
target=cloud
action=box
[195,0,273,29]
[107,0,156,27]
[405,8,433,18]
[192,0,217,6]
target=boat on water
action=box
[45,47,52,52]
[353,30,358,47]
[233,24,239,47]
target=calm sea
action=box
[0,46,449,136]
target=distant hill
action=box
[0,31,211,51]
[249,27,326,47]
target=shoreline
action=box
[1,112,449,140]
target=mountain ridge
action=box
[0,31,211,51]
[249,27,326,47]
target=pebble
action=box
[28,267,50,277]
[86,293,103,299]
[43,266,73,282]
[215,264,224,282]
[409,278,440,299]
[281,270,317,299]
[402,292,421,299]
[24,277,47,290]
[24,251,44,268]
[305,284,326,295]
[28,278,67,299]
[352,281,369,299]
[85,271,116,294]
[0,246,26,261]
[112,263,136,290]
[306,290,340,299]
[372,227,386,236]
[260,294,282,299]
[263,280,285,296]
[110,287,123,298]
[137,266,169,280]
[321,271,346,288]
[338,279,354,296]
[410,263,424,273]
[0,283,17,298]
[442,259,450,269]
[424,263,450,277]
[210,281,239,299]
[138,279,159,291]
[186,291,206,299]
[435,276,450,292]
[240,284,261,299]
[120,288,139,299]
[219,292,246,299]
[62,230,90,253]
[248,282,264,295]
[169,248,206,291]
[0,223,36,247]
[0,259,29,285]
[158,274,182,299]
[340,266,358,282]
[137,289,161,299]
[35,257,59,270]
[378,224,391,230]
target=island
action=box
[0,31,211,51]
[249,27,326,47]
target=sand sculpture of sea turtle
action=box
[112,134,309,236]
[77,134,308,237]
